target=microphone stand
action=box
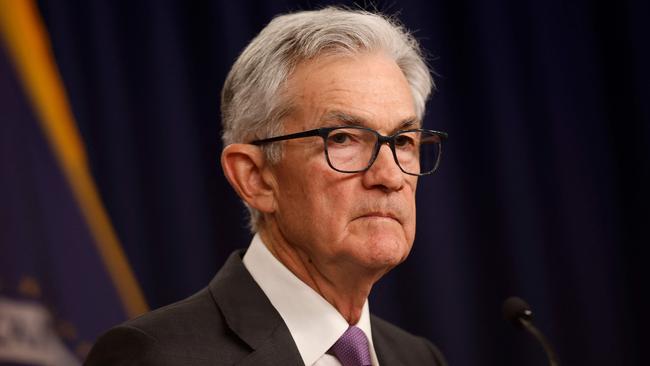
[503,296,560,366]
[518,317,560,366]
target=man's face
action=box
[268,52,419,273]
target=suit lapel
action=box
[371,316,406,366]
[236,324,305,366]
[208,250,304,366]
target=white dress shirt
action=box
[242,234,379,366]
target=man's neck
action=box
[258,226,384,324]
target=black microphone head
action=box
[502,296,533,328]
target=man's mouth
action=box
[357,212,401,224]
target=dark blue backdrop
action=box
[36,0,649,364]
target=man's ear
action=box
[220,144,276,214]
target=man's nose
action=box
[362,143,404,191]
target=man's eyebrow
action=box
[321,111,366,127]
[398,118,420,130]
[321,111,421,132]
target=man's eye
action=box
[330,133,352,144]
[395,135,415,147]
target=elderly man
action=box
[86,7,447,366]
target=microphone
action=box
[502,296,560,366]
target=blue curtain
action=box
[35,0,649,364]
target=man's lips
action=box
[357,212,401,224]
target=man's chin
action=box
[359,235,411,269]
[342,222,413,266]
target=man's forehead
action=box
[283,53,420,133]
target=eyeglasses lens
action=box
[325,128,441,175]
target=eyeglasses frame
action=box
[250,126,448,176]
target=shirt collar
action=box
[242,233,378,366]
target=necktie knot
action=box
[329,326,372,366]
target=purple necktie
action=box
[329,326,372,366]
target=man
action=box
[86,7,447,366]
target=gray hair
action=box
[221,6,434,232]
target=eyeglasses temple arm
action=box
[251,128,323,145]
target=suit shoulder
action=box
[371,315,447,366]
[86,288,250,365]
[125,287,221,338]
[84,324,161,365]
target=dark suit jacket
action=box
[85,250,446,365]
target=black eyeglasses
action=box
[251,126,448,176]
